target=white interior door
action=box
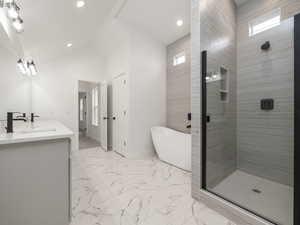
[100,82,108,151]
[113,74,128,156]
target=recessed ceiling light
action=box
[76,0,85,8]
[67,43,73,47]
[177,19,183,27]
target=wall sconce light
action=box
[17,59,27,75]
[28,60,37,76]
[17,59,38,76]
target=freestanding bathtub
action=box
[151,126,191,171]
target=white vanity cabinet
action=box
[0,121,73,225]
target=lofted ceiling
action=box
[17,0,119,62]
[6,0,190,63]
[118,0,191,45]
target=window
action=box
[80,98,84,121]
[249,8,281,36]
[173,52,186,66]
[92,87,99,126]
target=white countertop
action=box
[0,120,74,145]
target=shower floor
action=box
[212,170,293,225]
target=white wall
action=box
[31,44,106,150]
[97,21,131,151]
[97,20,167,159]
[128,27,167,158]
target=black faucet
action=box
[30,113,40,123]
[6,112,27,133]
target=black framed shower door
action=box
[201,14,300,225]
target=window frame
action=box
[249,8,281,37]
[173,51,186,66]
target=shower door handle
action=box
[206,115,210,123]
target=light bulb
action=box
[17,59,27,75]
[7,5,19,19]
[12,17,24,33]
[76,0,85,8]
[28,61,37,76]
[177,20,183,27]
[4,0,14,4]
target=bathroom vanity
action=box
[0,121,73,225]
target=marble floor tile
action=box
[71,147,236,225]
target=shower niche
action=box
[206,67,229,103]
[219,67,229,103]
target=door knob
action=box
[113,117,116,120]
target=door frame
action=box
[100,82,108,151]
[294,13,300,225]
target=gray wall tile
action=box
[167,35,191,133]
[237,2,296,186]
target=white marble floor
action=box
[71,147,236,225]
[213,170,293,225]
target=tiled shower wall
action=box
[167,35,191,133]
[236,0,300,186]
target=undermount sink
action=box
[16,127,56,134]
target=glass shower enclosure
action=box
[201,3,297,225]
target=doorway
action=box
[78,80,103,150]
